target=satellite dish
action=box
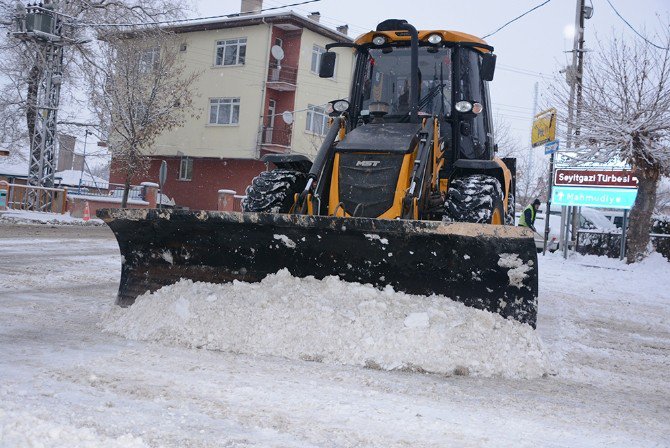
[271,45,285,61]
[281,111,294,124]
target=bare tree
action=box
[86,30,199,207]
[551,30,670,262]
[0,0,192,157]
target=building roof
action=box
[0,155,28,178]
[165,11,353,43]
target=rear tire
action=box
[241,169,307,213]
[443,174,505,224]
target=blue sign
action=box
[552,186,638,209]
[544,140,559,155]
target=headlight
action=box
[332,99,350,113]
[372,35,386,46]
[455,101,473,113]
[427,33,442,44]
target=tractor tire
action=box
[443,174,505,225]
[505,192,515,225]
[241,169,307,213]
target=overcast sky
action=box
[196,0,670,151]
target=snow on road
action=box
[1,223,669,447]
[102,272,547,379]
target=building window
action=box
[179,157,193,181]
[209,98,240,125]
[215,38,247,66]
[306,104,328,135]
[140,47,160,73]
[311,45,325,73]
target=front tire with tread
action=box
[241,169,307,213]
[443,174,505,224]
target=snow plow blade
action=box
[98,209,539,327]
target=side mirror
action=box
[319,52,337,78]
[481,53,497,81]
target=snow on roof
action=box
[167,11,352,42]
[55,169,108,187]
[0,155,28,177]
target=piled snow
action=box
[0,210,103,226]
[103,270,549,378]
[0,409,148,448]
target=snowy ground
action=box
[0,222,669,447]
[0,209,104,226]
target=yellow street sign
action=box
[531,108,557,148]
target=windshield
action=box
[360,46,452,118]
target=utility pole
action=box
[78,129,92,193]
[12,1,72,210]
[529,81,538,177]
[562,0,590,259]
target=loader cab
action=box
[322,23,497,166]
[311,19,511,222]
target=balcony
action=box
[266,63,297,91]
[260,126,292,153]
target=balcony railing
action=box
[261,126,292,147]
[267,63,298,88]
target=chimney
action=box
[336,24,349,35]
[240,0,262,15]
[307,11,320,22]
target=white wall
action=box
[152,24,271,159]
[291,28,354,157]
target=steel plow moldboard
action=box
[97,209,539,327]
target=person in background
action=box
[519,198,541,232]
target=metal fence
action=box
[577,230,670,260]
[261,126,292,147]
[65,180,145,201]
[0,181,68,213]
[267,63,298,85]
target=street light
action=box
[78,129,92,192]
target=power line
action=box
[497,63,555,80]
[605,0,669,51]
[482,0,552,39]
[75,0,322,28]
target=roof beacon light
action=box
[372,35,386,46]
[427,33,442,44]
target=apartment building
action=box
[110,1,354,210]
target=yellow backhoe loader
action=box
[99,19,539,327]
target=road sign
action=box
[554,168,638,188]
[531,108,556,147]
[159,160,167,188]
[552,186,638,209]
[544,140,559,155]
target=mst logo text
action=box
[356,160,381,167]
